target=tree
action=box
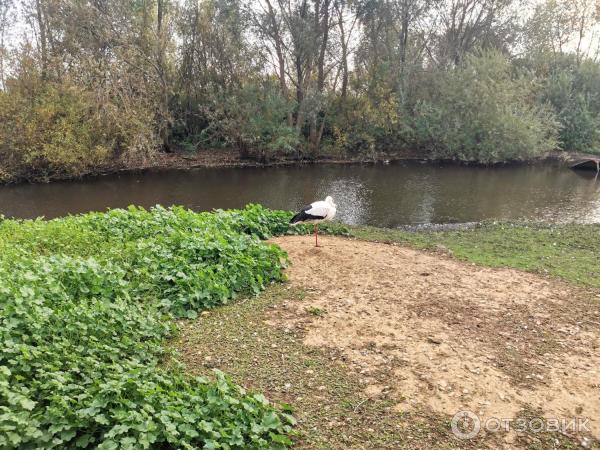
[0,0,12,90]
[333,0,358,99]
[433,0,520,67]
[1,0,600,181]
[252,0,335,155]
[524,0,600,63]
[355,0,436,102]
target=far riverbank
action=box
[2,147,598,186]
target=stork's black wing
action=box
[290,203,328,223]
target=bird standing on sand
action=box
[290,196,337,247]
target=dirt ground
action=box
[268,236,600,446]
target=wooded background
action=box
[0,0,598,181]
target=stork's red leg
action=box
[314,224,320,247]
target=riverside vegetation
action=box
[0,205,347,449]
[0,0,599,182]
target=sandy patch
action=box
[269,236,600,440]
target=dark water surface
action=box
[1,162,598,227]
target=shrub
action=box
[0,77,159,183]
[417,51,558,163]
[0,84,112,181]
[195,82,300,160]
[326,88,404,157]
[540,59,600,153]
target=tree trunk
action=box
[157,0,163,33]
[310,0,330,155]
[338,5,348,98]
[0,4,6,90]
[35,0,47,81]
[398,7,409,105]
[265,0,293,126]
[156,0,170,151]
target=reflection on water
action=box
[326,178,370,225]
[0,162,599,226]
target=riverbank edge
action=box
[1,148,596,185]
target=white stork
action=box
[290,196,337,247]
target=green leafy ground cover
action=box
[0,205,335,449]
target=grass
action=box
[177,285,592,449]
[350,222,600,288]
[177,220,598,449]
[305,306,326,316]
[176,286,473,449]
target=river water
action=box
[0,162,598,227]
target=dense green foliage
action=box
[0,0,599,181]
[351,222,600,287]
[415,52,558,163]
[0,205,315,449]
[0,80,157,181]
[538,57,600,154]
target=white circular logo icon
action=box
[451,410,481,439]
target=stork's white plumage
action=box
[290,196,337,247]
